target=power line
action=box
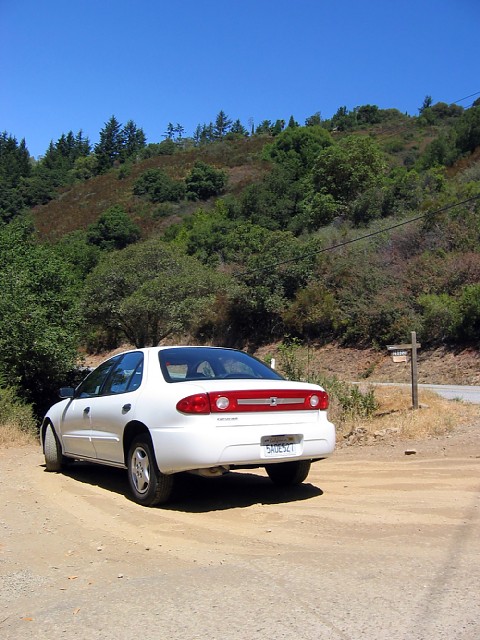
[238,194,480,277]
[453,90,480,104]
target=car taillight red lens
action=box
[176,394,210,414]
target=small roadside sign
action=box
[386,332,421,409]
[390,349,408,363]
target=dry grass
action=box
[0,423,38,448]
[336,386,479,444]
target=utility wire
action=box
[238,194,480,277]
[453,90,480,104]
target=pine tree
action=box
[75,130,91,157]
[193,124,203,146]
[95,116,124,172]
[230,119,248,137]
[174,123,185,140]
[213,110,232,140]
[0,133,31,185]
[164,123,175,139]
[121,120,146,160]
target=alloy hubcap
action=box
[131,446,150,494]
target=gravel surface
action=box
[1,423,479,640]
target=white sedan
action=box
[41,346,335,506]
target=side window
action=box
[103,352,144,395]
[165,363,188,381]
[76,358,119,398]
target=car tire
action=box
[127,435,174,506]
[44,424,63,472]
[265,460,311,487]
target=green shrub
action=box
[0,384,37,437]
[417,293,461,343]
[86,206,140,251]
[382,137,405,154]
[458,283,480,341]
[133,168,185,203]
[276,338,378,423]
[185,162,227,200]
[277,338,305,381]
[140,139,177,158]
[314,374,378,422]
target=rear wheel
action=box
[265,460,311,487]
[127,435,174,506]
[44,424,63,472]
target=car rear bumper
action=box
[150,419,335,474]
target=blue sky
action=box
[1,0,479,158]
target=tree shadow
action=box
[43,461,324,512]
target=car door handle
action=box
[122,403,131,413]
[83,406,90,414]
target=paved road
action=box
[371,382,480,404]
[419,384,480,403]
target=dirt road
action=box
[1,426,479,640]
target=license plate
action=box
[261,435,299,458]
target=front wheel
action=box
[127,436,174,506]
[265,460,311,487]
[44,424,63,472]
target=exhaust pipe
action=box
[188,466,230,478]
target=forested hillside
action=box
[1,100,480,415]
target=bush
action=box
[86,206,141,251]
[276,339,378,424]
[0,383,37,441]
[455,106,480,154]
[417,293,461,343]
[133,168,185,203]
[140,139,177,158]
[264,125,333,173]
[282,285,339,340]
[458,283,480,341]
[185,161,227,200]
[315,374,378,422]
[0,218,80,415]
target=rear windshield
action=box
[159,347,283,383]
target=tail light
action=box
[176,390,329,414]
[176,393,210,414]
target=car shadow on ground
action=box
[166,472,324,513]
[45,462,324,512]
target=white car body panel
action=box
[89,391,140,464]
[59,396,96,458]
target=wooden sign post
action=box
[387,331,421,409]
